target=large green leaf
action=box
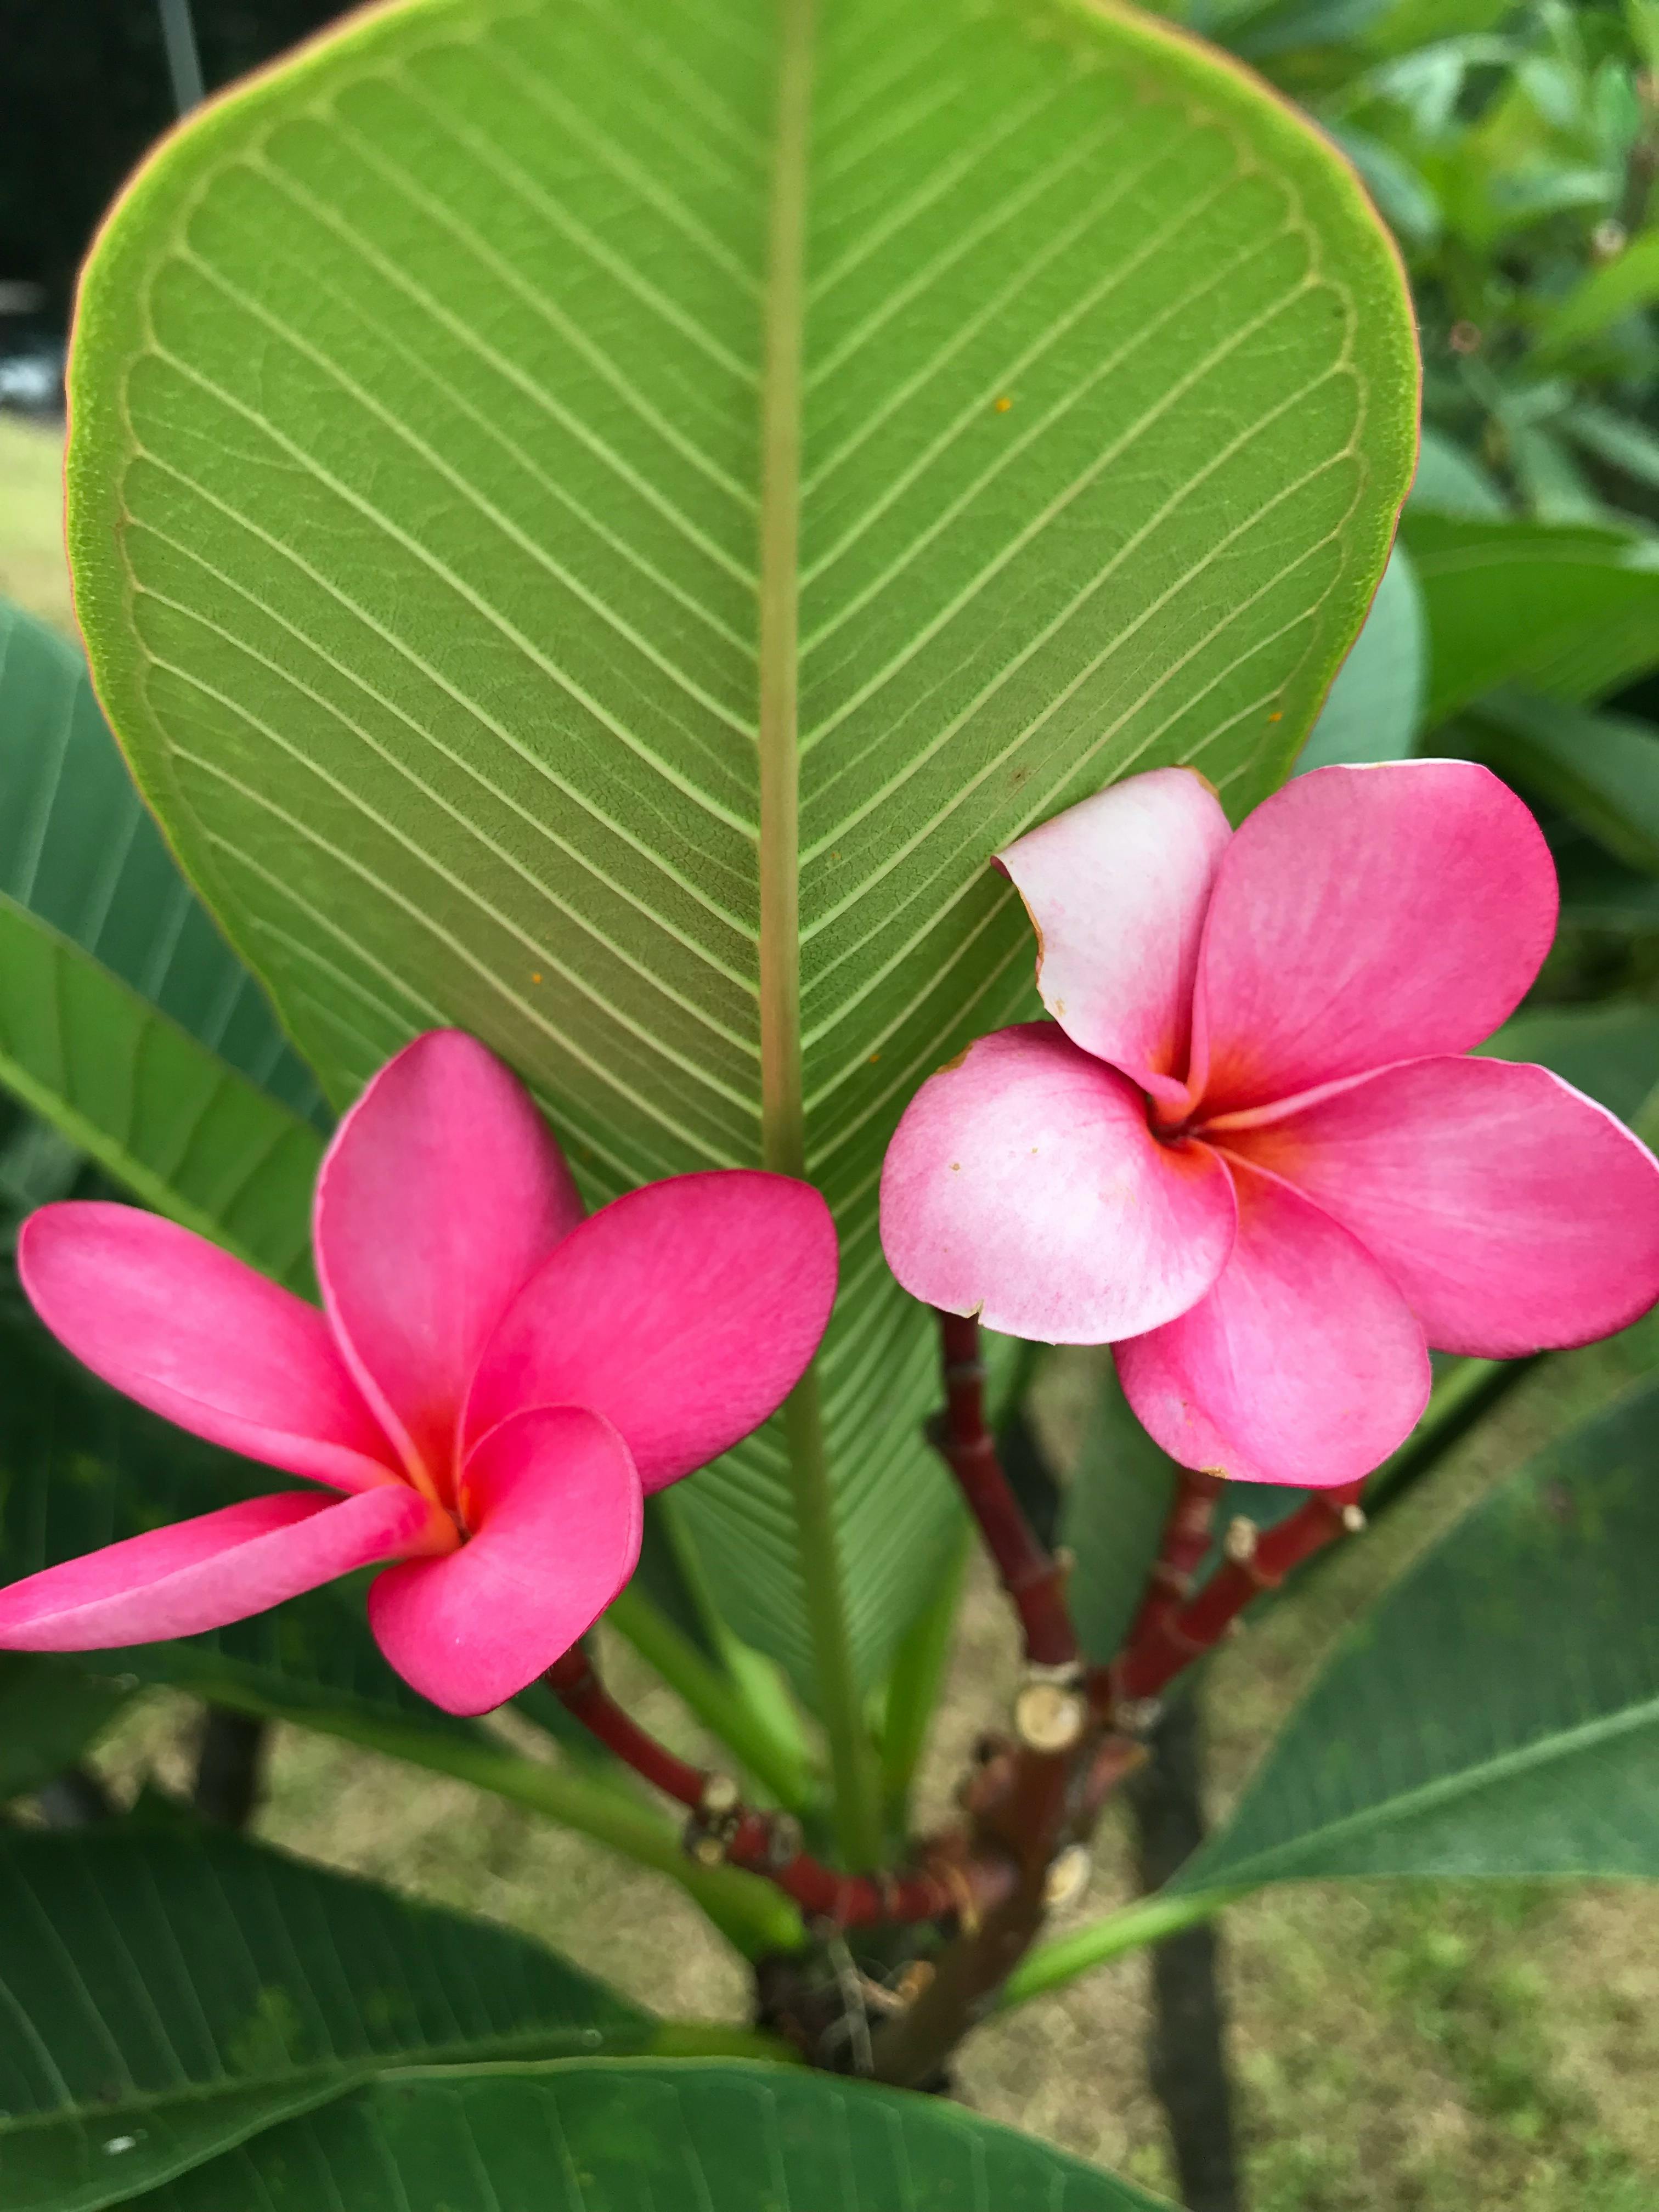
[139,2061,1172,2211]
[65,0,1416,1760]
[0,1824,651,2212]
[1170,1374,1659,1895]
[0,598,321,1284]
[1403,511,1659,725]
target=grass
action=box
[11,414,1659,2206]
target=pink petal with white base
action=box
[879,1024,1236,1344]
[315,1030,584,1493]
[1227,1054,1659,1356]
[0,1486,449,1652]
[1191,763,1558,1114]
[369,1406,642,1715]
[1115,1158,1430,1487]
[464,1171,837,1491]
[19,1205,400,1493]
[999,768,1232,1108]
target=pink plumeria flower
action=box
[2,1031,836,1712]
[882,762,1659,1488]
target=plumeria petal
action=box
[464,1172,837,1490]
[879,1024,1237,1344]
[998,767,1232,1108]
[0,1487,450,1652]
[315,1030,585,1494]
[1190,762,1558,1114]
[1224,1054,1659,1356]
[1115,1156,1431,1487]
[19,1204,401,1493]
[369,1406,643,1715]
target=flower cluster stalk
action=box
[550,1309,1370,2075]
[544,1643,1011,1934]
[928,1312,1079,1667]
[1108,1480,1366,1706]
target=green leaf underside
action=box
[134,2062,1173,2211]
[1403,511,1659,726]
[1173,1375,1659,1895]
[66,0,1415,1705]
[0,1826,649,2212]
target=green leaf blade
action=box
[0,1655,132,1803]
[0,1826,651,2212]
[0,600,321,1124]
[0,898,321,1288]
[136,2061,1175,2211]
[1403,511,1659,724]
[1172,1374,1659,1895]
[66,0,1418,1709]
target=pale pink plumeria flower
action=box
[2,1031,836,1712]
[882,761,1659,1488]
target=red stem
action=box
[544,1645,1011,1932]
[1110,1479,1365,1704]
[544,1645,708,1807]
[1114,1469,1224,1672]
[930,1311,1079,1668]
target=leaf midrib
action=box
[0,2024,652,2138]
[755,0,880,1866]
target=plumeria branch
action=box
[856,1313,1376,2083]
[1106,1479,1367,1708]
[1110,1468,1225,1700]
[929,1312,1079,1670]
[543,1308,1373,2073]
[544,1644,1013,1938]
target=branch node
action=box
[1043,1842,1092,1909]
[1013,1668,1089,1754]
[699,1773,741,1819]
[684,1823,730,1869]
[1222,1515,1259,1565]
